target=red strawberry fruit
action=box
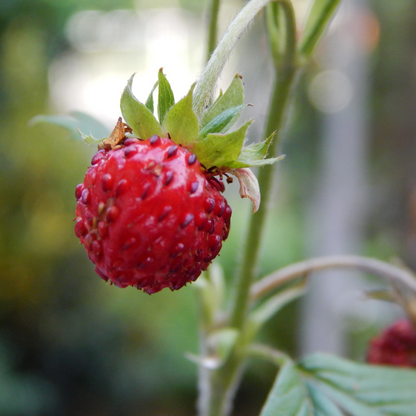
[367,318,416,368]
[75,134,231,294]
[74,70,281,292]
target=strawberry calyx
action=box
[120,69,282,171]
[82,69,284,212]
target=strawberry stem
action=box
[230,0,297,330]
[193,0,289,120]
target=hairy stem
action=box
[250,255,416,301]
[193,0,288,119]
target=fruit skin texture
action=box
[366,319,416,368]
[75,136,231,294]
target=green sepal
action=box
[120,74,165,139]
[229,132,284,169]
[201,74,244,128]
[163,84,199,147]
[145,80,159,113]
[193,120,252,169]
[198,105,245,139]
[30,111,109,142]
[158,68,175,124]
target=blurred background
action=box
[1,0,416,414]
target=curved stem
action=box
[206,0,221,62]
[248,343,287,366]
[250,255,416,301]
[229,0,297,330]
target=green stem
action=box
[206,0,221,62]
[230,0,298,330]
[250,255,416,301]
[197,3,299,416]
[198,352,245,416]
[248,343,288,366]
[193,0,286,119]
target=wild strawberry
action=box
[74,70,281,292]
[366,319,416,368]
[75,134,231,294]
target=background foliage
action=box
[0,0,415,414]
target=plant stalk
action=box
[194,0,287,119]
[197,3,298,416]
[229,0,297,330]
[250,255,416,301]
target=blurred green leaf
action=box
[259,357,311,416]
[261,353,416,416]
[248,284,305,336]
[300,353,416,416]
[30,111,109,142]
[305,382,345,416]
[299,0,342,58]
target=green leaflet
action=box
[248,285,306,337]
[304,382,344,416]
[163,84,199,147]
[198,105,245,139]
[158,69,175,124]
[193,121,252,168]
[260,358,311,416]
[260,353,416,416]
[201,74,244,128]
[30,111,109,143]
[120,74,164,139]
[300,353,416,416]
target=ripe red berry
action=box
[366,318,416,368]
[75,136,231,294]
